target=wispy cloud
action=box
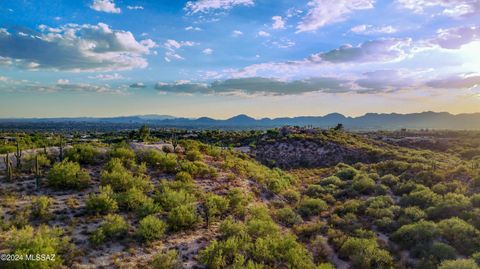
[127,5,144,10]
[164,39,197,62]
[297,0,375,33]
[351,24,397,35]
[185,0,254,14]
[396,0,480,17]
[272,16,285,29]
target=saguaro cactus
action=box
[171,134,178,151]
[14,142,22,169]
[35,154,41,189]
[59,136,64,161]
[4,153,13,181]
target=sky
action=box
[0,0,480,119]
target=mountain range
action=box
[1,112,480,130]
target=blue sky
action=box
[0,0,479,118]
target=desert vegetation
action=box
[1,127,480,268]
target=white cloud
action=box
[270,38,295,49]
[0,23,156,72]
[185,0,254,14]
[0,28,10,36]
[351,24,397,34]
[127,5,144,10]
[396,0,480,17]
[257,31,270,37]
[272,16,285,29]
[297,0,375,33]
[203,48,213,55]
[57,79,70,85]
[232,30,244,37]
[185,26,202,31]
[0,79,129,95]
[89,73,124,80]
[90,0,121,13]
[154,77,354,96]
[430,26,480,49]
[164,39,197,62]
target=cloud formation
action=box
[430,26,480,49]
[155,77,355,96]
[315,38,411,63]
[351,24,397,35]
[164,39,197,62]
[272,16,285,29]
[90,0,121,13]
[396,0,480,17]
[127,5,144,10]
[185,0,254,14]
[427,73,480,89]
[203,48,213,55]
[232,30,244,37]
[297,0,375,32]
[0,23,156,72]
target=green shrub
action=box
[64,144,99,164]
[275,207,302,227]
[1,225,73,269]
[438,259,479,269]
[117,188,160,217]
[149,249,181,269]
[204,194,229,223]
[31,196,54,221]
[418,242,457,268]
[282,189,301,205]
[397,206,426,225]
[379,174,399,187]
[336,165,358,180]
[86,185,118,214]
[138,149,177,173]
[339,237,393,269]
[471,194,480,208]
[293,220,325,239]
[391,220,438,249]
[352,174,375,194]
[91,214,129,245]
[175,171,193,182]
[227,188,250,216]
[108,146,136,167]
[154,187,196,212]
[48,160,91,190]
[437,217,480,255]
[400,185,437,209]
[186,150,203,161]
[23,154,51,172]
[167,205,198,231]
[199,212,316,269]
[101,158,153,192]
[427,193,472,219]
[137,215,167,242]
[298,198,328,218]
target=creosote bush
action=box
[90,214,128,245]
[167,204,198,231]
[1,225,74,269]
[86,185,118,214]
[137,215,167,242]
[64,144,100,164]
[48,159,91,190]
[31,196,54,221]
